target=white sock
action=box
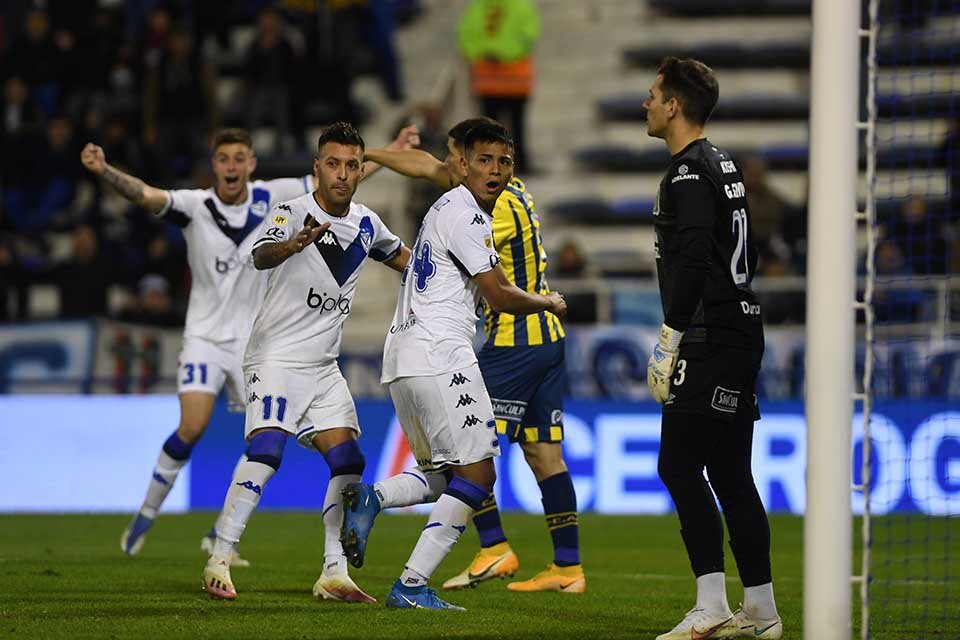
[696,572,732,616]
[375,468,448,508]
[322,473,358,576]
[402,493,473,582]
[743,582,778,620]
[212,454,247,535]
[210,460,275,563]
[140,450,188,519]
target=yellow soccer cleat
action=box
[442,542,519,590]
[202,559,237,600]
[507,563,586,594]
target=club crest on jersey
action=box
[359,227,373,248]
[251,200,269,217]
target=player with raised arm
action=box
[345,117,584,594]
[201,122,410,603]
[81,129,313,565]
[643,58,781,639]
[80,125,418,564]
[341,122,567,611]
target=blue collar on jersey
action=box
[204,187,270,246]
[306,213,376,286]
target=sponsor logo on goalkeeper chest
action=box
[671,164,700,184]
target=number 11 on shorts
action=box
[262,395,287,422]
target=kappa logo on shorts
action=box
[249,373,260,385]
[711,386,741,413]
[449,373,471,387]
[461,414,481,429]
[455,394,476,408]
[247,392,259,403]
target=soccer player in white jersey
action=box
[340,122,566,610]
[201,122,411,602]
[81,126,418,563]
[80,129,312,564]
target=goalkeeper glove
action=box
[647,324,684,404]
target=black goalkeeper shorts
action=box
[661,342,761,422]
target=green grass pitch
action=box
[0,513,954,638]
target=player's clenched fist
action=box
[545,292,567,319]
[80,143,106,175]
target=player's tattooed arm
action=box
[80,143,169,214]
[253,221,330,270]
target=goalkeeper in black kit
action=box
[644,57,782,640]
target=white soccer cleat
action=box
[202,559,237,600]
[656,607,734,640]
[312,572,377,604]
[200,535,250,568]
[120,513,154,556]
[726,608,782,639]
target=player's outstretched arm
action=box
[474,265,566,318]
[80,143,169,214]
[363,147,454,189]
[361,125,422,182]
[382,245,412,273]
[253,220,331,270]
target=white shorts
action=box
[388,363,500,472]
[243,361,360,450]
[177,337,244,413]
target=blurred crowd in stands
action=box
[0,0,418,323]
[0,0,956,329]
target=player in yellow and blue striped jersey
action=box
[363,118,584,594]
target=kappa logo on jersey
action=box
[470,213,485,225]
[449,372,471,387]
[277,203,292,212]
[317,231,339,246]
[461,414,481,429]
[455,394,476,408]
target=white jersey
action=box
[244,192,403,368]
[381,185,501,383]
[158,176,312,344]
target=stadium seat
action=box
[573,142,947,173]
[597,93,960,123]
[622,41,960,70]
[648,0,810,17]
[929,351,960,397]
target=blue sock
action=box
[162,431,193,460]
[540,471,580,567]
[473,493,507,548]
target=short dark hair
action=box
[211,128,253,151]
[448,117,500,148]
[463,122,514,154]
[656,57,719,126]
[316,121,365,154]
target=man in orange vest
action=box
[458,0,540,172]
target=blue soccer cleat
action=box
[340,483,381,568]
[385,580,465,611]
[120,513,154,556]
